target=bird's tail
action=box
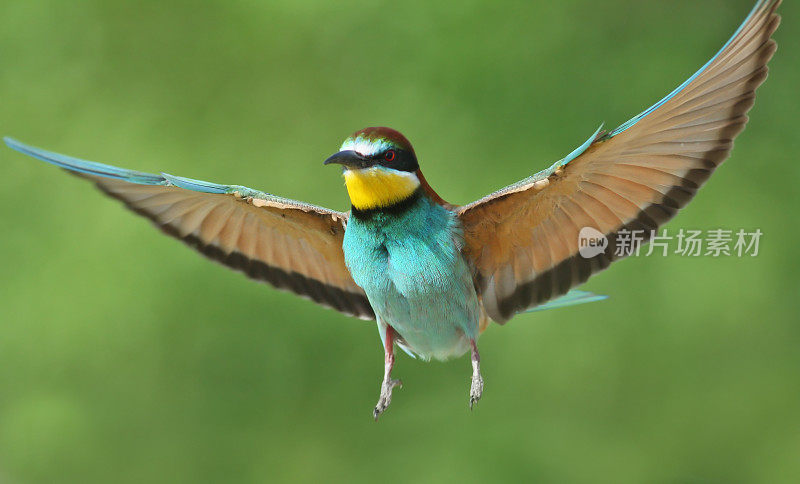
[524,290,607,313]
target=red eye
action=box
[384,150,396,162]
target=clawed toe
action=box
[373,378,402,421]
[468,339,484,410]
[469,374,484,410]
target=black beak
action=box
[323,150,370,169]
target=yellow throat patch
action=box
[343,167,420,210]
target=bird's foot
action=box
[469,373,484,410]
[373,378,402,421]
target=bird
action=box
[4,0,780,420]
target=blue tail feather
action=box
[525,290,608,313]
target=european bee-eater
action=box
[5,0,780,419]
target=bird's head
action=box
[324,127,420,211]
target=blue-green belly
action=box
[343,196,480,361]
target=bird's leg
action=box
[469,339,484,409]
[374,325,402,421]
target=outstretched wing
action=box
[459,0,780,323]
[5,138,375,320]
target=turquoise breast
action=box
[342,194,480,360]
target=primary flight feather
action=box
[5,0,780,419]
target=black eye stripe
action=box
[371,148,419,173]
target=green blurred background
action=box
[1,0,798,482]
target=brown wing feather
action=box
[459,0,780,323]
[90,177,375,320]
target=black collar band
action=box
[350,187,423,220]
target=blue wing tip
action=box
[560,123,605,167]
[161,173,230,194]
[5,138,232,192]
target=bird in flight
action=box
[5,0,780,419]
